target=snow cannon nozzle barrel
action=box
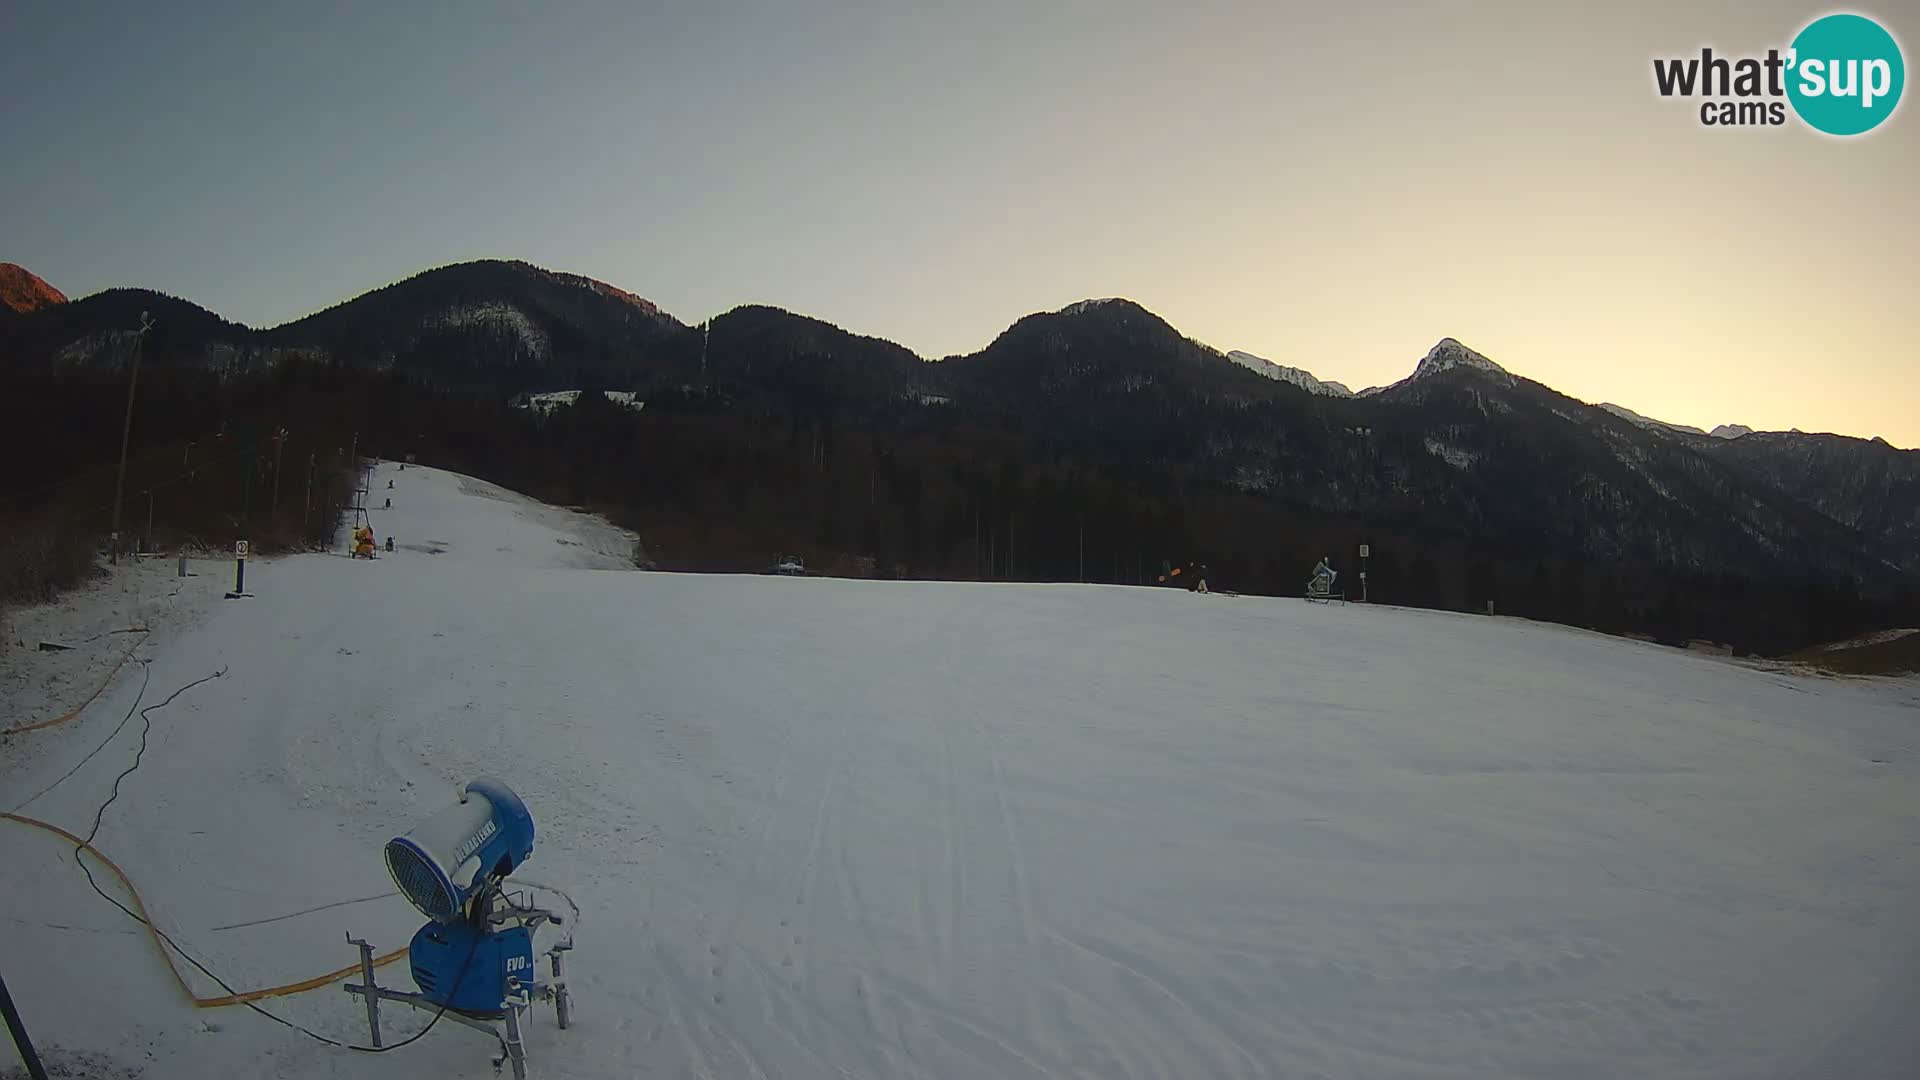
[384,777,536,923]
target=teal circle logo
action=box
[1787,14,1905,135]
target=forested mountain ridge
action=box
[3,258,1912,653]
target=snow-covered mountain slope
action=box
[516,389,645,414]
[3,465,1916,1079]
[1224,350,1354,396]
[1381,339,1763,444]
[1057,297,1128,316]
[1600,401,1709,436]
[1599,402,1764,441]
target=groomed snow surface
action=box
[3,464,1917,1079]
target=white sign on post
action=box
[235,540,250,560]
[1359,543,1370,558]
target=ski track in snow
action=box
[1,462,1917,1078]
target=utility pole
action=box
[303,452,315,541]
[270,427,287,529]
[346,432,360,534]
[109,312,154,564]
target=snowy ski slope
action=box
[2,463,1916,1079]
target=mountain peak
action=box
[1057,297,1137,317]
[1411,337,1508,381]
[372,259,667,320]
[994,297,1177,343]
[0,262,68,313]
[1710,423,1753,440]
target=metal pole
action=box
[349,935,382,1047]
[0,966,49,1080]
[503,990,529,1080]
[271,430,285,530]
[109,312,154,565]
[551,946,572,1029]
[303,453,315,542]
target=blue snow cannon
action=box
[384,778,538,1013]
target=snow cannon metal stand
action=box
[344,778,576,1079]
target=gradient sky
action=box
[5,1,1915,444]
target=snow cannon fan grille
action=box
[385,841,456,922]
[385,778,536,923]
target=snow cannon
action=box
[346,778,573,1079]
[385,778,535,924]
[384,779,542,1015]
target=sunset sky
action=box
[4,1,1914,444]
